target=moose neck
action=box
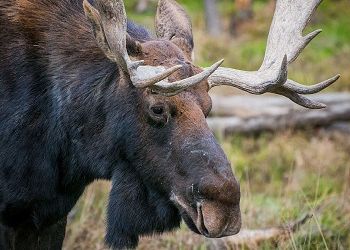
[13,0,137,183]
[50,28,135,183]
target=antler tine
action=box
[260,0,323,69]
[207,0,340,109]
[130,64,184,89]
[275,88,327,109]
[152,59,224,96]
[283,75,340,95]
[83,0,182,88]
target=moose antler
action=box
[83,0,222,94]
[207,0,340,109]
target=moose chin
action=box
[0,0,339,249]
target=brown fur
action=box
[0,1,241,249]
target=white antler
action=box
[207,0,340,109]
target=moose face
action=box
[112,38,241,240]
[139,43,242,238]
[135,89,242,239]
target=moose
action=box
[0,0,339,249]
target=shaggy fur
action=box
[0,0,240,249]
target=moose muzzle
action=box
[171,173,241,238]
[171,136,241,238]
[196,174,241,238]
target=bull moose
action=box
[0,0,339,249]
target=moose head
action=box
[82,0,338,248]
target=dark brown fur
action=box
[0,0,241,249]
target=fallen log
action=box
[209,214,313,249]
[208,93,350,135]
[326,122,350,134]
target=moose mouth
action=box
[170,193,241,238]
[181,202,210,237]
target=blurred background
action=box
[63,0,350,249]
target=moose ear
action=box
[155,0,194,60]
[83,0,142,62]
[126,34,143,58]
[83,0,116,61]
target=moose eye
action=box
[151,106,164,115]
[147,104,170,128]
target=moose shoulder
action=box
[0,0,339,249]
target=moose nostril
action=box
[198,176,240,205]
[197,203,210,236]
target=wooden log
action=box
[208,214,312,249]
[326,122,350,134]
[207,93,350,135]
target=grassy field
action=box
[63,0,350,249]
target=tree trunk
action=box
[230,0,254,36]
[204,0,222,36]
